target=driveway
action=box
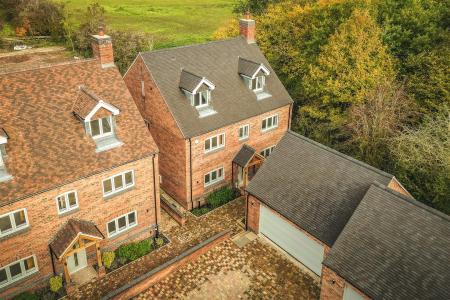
[135,235,320,299]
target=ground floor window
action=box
[260,146,275,158]
[204,167,224,187]
[0,255,38,289]
[107,211,137,238]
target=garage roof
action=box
[323,183,450,299]
[246,131,394,246]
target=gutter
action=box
[188,138,193,209]
[152,154,159,236]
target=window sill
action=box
[103,186,135,201]
[0,269,39,293]
[261,127,278,134]
[238,137,249,143]
[58,207,80,218]
[0,226,30,242]
[204,178,225,189]
[107,225,138,241]
[204,147,225,156]
[255,91,272,101]
[0,169,12,183]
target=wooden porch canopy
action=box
[49,219,104,284]
[232,145,265,189]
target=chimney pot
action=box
[239,15,256,44]
[98,26,104,36]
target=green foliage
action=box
[49,275,63,293]
[115,239,153,262]
[300,8,396,145]
[206,186,235,208]
[390,109,450,213]
[155,237,164,248]
[13,292,39,300]
[191,206,211,216]
[102,251,115,269]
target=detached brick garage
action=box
[245,131,409,276]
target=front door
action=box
[67,249,87,274]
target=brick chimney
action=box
[91,26,114,68]
[239,13,256,44]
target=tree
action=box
[73,2,106,57]
[299,9,396,146]
[390,109,450,213]
[347,81,414,166]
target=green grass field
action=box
[60,0,235,48]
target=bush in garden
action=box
[102,251,115,269]
[115,240,152,262]
[206,186,235,208]
[155,237,164,248]
[13,292,39,300]
[192,207,210,216]
[49,275,62,293]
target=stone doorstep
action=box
[231,231,258,248]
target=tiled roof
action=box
[0,127,7,140]
[324,183,450,300]
[179,69,204,93]
[50,219,104,258]
[0,59,158,205]
[238,57,264,78]
[72,86,101,119]
[139,37,293,138]
[233,144,256,168]
[246,131,394,246]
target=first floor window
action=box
[107,211,137,238]
[260,146,275,158]
[56,191,78,214]
[0,255,38,288]
[89,116,113,139]
[103,170,135,197]
[261,115,278,132]
[238,124,250,140]
[0,209,29,238]
[204,167,224,187]
[204,133,225,153]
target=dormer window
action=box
[73,86,122,152]
[179,69,217,118]
[238,57,271,100]
[0,128,12,182]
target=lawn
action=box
[59,0,235,48]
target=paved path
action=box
[68,197,245,299]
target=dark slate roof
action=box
[0,60,158,205]
[246,131,394,246]
[50,219,104,258]
[324,183,450,300]
[179,69,204,93]
[139,37,293,138]
[238,57,263,78]
[233,144,256,167]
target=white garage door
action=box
[259,205,325,275]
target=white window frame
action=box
[102,170,135,197]
[260,145,275,158]
[0,255,38,289]
[261,114,279,132]
[252,76,265,92]
[192,90,210,108]
[89,116,114,139]
[238,124,250,140]
[204,133,225,153]
[106,211,138,238]
[204,166,224,187]
[55,191,79,215]
[0,208,29,238]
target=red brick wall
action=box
[320,266,369,300]
[0,155,159,299]
[246,194,261,233]
[91,38,114,66]
[124,56,189,206]
[189,105,290,209]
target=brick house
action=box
[321,183,450,300]
[124,16,293,210]
[245,131,410,276]
[0,32,160,298]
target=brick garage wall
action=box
[189,105,291,209]
[0,155,159,299]
[124,56,189,207]
[246,194,261,233]
[320,266,369,300]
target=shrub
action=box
[115,240,152,262]
[191,207,210,216]
[155,237,164,248]
[206,186,235,208]
[102,251,115,269]
[13,292,39,300]
[49,275,62,293]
